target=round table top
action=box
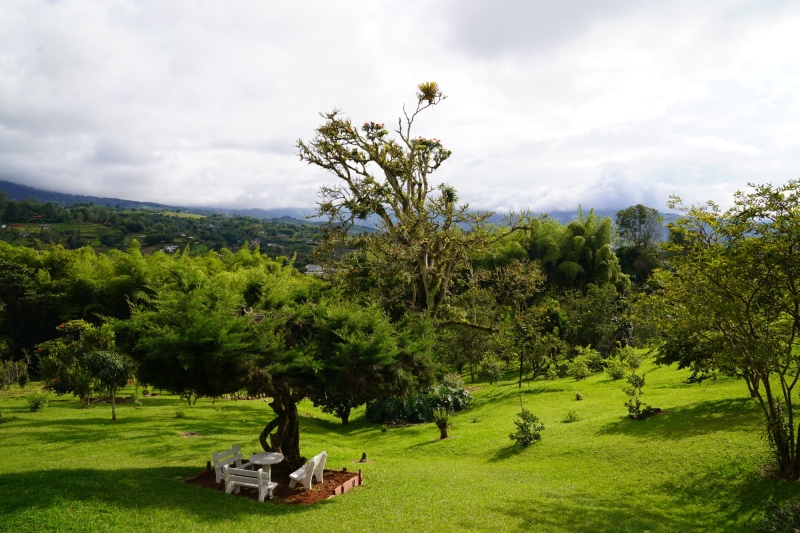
[248,452,284,465]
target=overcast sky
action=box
[1,0,799,214]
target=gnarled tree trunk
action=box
[259,385,305,475]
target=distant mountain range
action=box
[0,179,322,223]
[0,179,672,228]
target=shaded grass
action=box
[1,361,797,532]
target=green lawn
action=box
[1,362,796,532]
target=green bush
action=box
[574,345,604,372]
[25,391,50,412]
[753,500,800,532]
[567,358,591,381]
[605,356,628,380]
[479,356,505,385]
[175,410,186,419]
[623,371,661,419]
[366,373,474,424]
[17,368,29,389]
[432,408,451,439]
[617,346,643,369]
[563,410,579,423]
[509,408,544,447]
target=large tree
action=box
[297,82,526,317]
[615,204,665,283]
[645,181,800,479]
[124,250,435,471]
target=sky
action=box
[1,0,799,215]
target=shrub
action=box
[575,345,604,372]
[26,391,50,412]
[432,408,451,439]
[567,358,591,381]
[623,371,661,419]
[175,410,186,419]
[509,408,544,447]
[17,368,29,389]
[617,346,643,369]
[1,360,28,390]
[479,356,505,385]
[380,424,388,433]
[605,356,628,380]
[366,374,474,424]
[752,500,800,532]
[575,392,584,401]
[563,410,579,423]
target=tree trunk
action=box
[259,388,303,474]
[341,409,350,425]
[110,386,117,421]
[439,426,448,439]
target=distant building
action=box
[164,245,179,253]
[305,264,324,276]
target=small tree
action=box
[432,408,451,439]
[510,398,544,447]
[510,408,545,447]
[37,320,115,408]
[85,351,133,421]
[623,371,660,419]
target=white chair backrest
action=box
[312,451,327,481]
[213,444,243,482]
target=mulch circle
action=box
[183,467,361,505]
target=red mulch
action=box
[183,467,361,505]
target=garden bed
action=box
[183,467,362,504]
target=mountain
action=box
[0,179,675,230]
[0,179,176,210]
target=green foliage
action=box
[575,392,583,401]
[615,204,663,250]
[622,371,659,419]
[567,358,591,381]
[563,410,579,423]
[480,355,505,385]
[643,181,800,478]
[309,303,436,425]
[509,407,544,447]
[85,350,133,421]
[432,407,451,439]
[605,356,628,380]
[753,500,800,533]
[298,83,528,317]
[37,320,115,407]
[616,345,642,369]
[25,390,50,412]
[366,373,474,424]
[174,409,185,419]
[527,210,628,292]
[1,359,27,390]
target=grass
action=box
[0,362,796,532]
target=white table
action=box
[248,452,284,475]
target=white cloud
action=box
[0,0,799,213]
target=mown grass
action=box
[1,362,797,532]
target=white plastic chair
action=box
[289,451,327,490]
[223,465,277,502]
[212,444,252,483]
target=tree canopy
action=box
[642,181,800,479]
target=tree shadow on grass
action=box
[488,460,798,532]
[0,467,318,522]
[597,398,760,441]
[488,444,529,462]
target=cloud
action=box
[0,0,798,213]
